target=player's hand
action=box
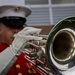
[10,27,42,55]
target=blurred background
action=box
[25,0,75,26]
[26,0,75,34]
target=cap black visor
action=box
[0,16,26,29]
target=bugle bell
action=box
[45,17,75,75]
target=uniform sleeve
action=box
[0,47,16,74]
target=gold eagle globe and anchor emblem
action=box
[14,6,21,12]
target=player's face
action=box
[0,23,22,45]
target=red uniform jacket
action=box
[0,43,41,75]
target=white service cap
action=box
[0,0,31,18]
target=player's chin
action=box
[7,39,13,45]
